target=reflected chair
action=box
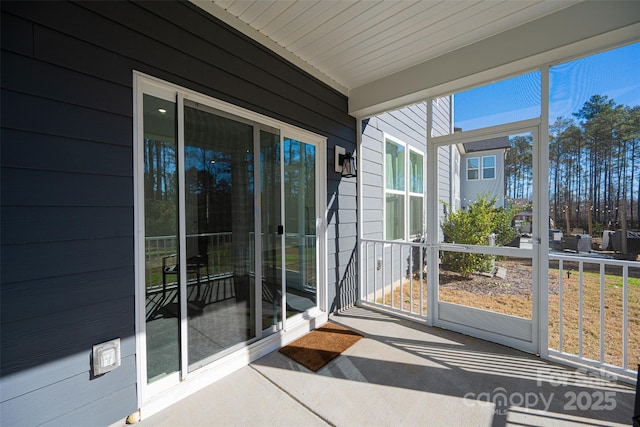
[162,236,210,299]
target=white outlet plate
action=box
[93,338,121,376]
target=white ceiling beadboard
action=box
[203,0,579,91]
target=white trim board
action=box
[349,2,640,118]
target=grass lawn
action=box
[548,266,640,370]
[378,262,640,371]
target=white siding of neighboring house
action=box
[460,148,506,210]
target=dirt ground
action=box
[380,257,640,370]
[440,259,534,297]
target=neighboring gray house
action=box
[458,136,511,211]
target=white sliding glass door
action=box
[135,74,325,400]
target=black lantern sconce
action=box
[335,146,357,178]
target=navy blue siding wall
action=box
[0,1,356,425]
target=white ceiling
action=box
[199,0,579,93]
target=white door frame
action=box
[133,71,328,416]
[426,118,544,354]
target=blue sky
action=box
[454,42,640,131]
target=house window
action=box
[467,155,495,180]
[385,135,424,240]
[482,155,496,179]
[467,157,479,180]
[409,150,424,237]
[385,138,405,240]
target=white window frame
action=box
[383,133,425,241]
[482,155,496,180]
[467,155,496,181]
[466,156,479,181]
[408,147,425,239]
[384,135,405,241]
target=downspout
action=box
[356,118,364,304]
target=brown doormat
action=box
[279,322,363,371]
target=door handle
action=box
[277,225,284,235]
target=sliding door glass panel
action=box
[143,94,180,383]
[284,138,317,316]
[184,103,256,370]
[260,130,282,329]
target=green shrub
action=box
[441,194,518,277]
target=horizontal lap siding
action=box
[360,100,451,296]
[361,105,427,241]
[362,104,426,289]
[0,1,355,425]
[433,97,453,206]
[362,120,385,240]
[432,97,453,241]
[432,97,452,137]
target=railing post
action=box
[600,263,605,363]
[578,261,584,358]
[558,259,564,353]
[420,245,424,316]
[623,265,629,370]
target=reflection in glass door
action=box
[183,102,256,370]
[284,138,317,317]
[261,130,282,330]
[143,94,180,384]
[139,78,323,394]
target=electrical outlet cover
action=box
[93,338,121,376]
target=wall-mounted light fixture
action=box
[335,145,357,178]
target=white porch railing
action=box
[548,253,639,381]
[360,238,638,382]
[360,239,428,318]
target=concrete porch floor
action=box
[135,306,636,427]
